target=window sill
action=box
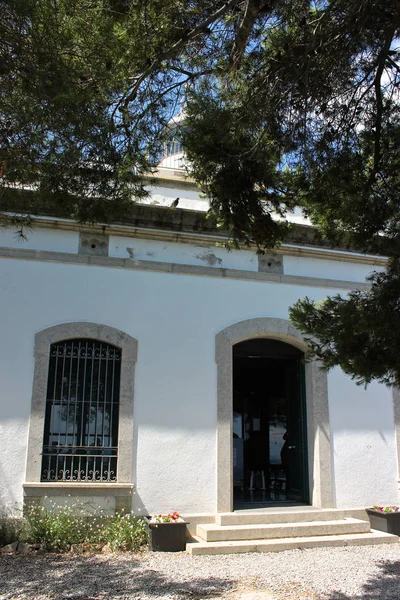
[23,482,134,497]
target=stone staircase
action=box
[186,508,399,555]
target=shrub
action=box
[25,503,89,551]
[96,512,149,552]
[24,501,148,552]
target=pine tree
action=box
[2,0,400,384]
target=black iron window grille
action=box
[41,339,121,483]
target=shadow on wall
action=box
[0,458,20,511]
[131,487,149,517]
[323,560,400,600]
[0,554,234,599]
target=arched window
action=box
[41,339,121,483]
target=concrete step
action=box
[216,508,367,526]
[196,518,370,542]
[186,529,399,555]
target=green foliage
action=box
[2,0,399,247]
[97,511,148,552]
[3,0,400,384]
[24,502,148,552]
[183,91,293,247]
[0,0,230,224]
[25,503,86,551]
[290,259,400,386]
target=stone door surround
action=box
[215,317,334,513]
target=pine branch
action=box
[370,1,400,179]
[228,0,264,71]
[123,0,243,106]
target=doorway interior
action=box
[233,338,309,509]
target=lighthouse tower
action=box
[157,111,188,171]
[143,110,209,211]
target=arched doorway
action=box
[215,317,333,513]
[233,338,308,508]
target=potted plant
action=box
[366,506,400,535]
[146,512,188,552]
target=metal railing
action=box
[41,339,121,483]
[41,445,118,482]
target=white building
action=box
[1,140,399,553]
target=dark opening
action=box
[41,339,121,483]
[233,338,308,508]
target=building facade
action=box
[1,161,399,524]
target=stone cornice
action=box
[0,246,372,291]
[17,214,388,267]
[0,187,388,265]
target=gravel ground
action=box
[1,543,400,600]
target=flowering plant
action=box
[147,512,184,524]
[372,505,399,513]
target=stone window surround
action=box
[24,322,137,505]
[215,317,334,513]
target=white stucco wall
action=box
[328,370,398,508]
[109,235,259,271]
[284,254,384,283]
[0,230,398,514]
[0,227,79,254]
[0,225,385,285]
